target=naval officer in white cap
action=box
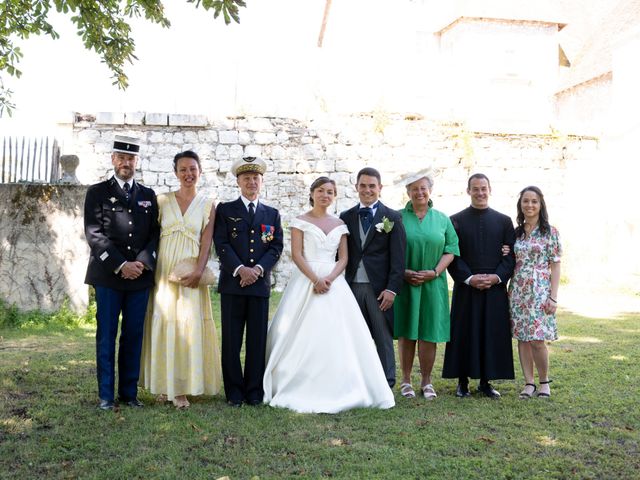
[213,157,283,407]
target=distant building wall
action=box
[1,113,601,312]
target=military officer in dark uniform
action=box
[213,157,283,407]
[84,135,160,410]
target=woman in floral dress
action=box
[508,186,561,399]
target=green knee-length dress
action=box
[393,202,459,342]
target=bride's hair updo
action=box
[309,176,337,206]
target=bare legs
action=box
[518,340,550,396]
[399,337,437,389]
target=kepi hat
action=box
[232,156,267,176]
[113,135,141,155]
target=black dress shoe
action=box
[118,398,144,407]
[227,400,242,408]
[456,383,471,398]
[98,399,115,411]
[478,382,501,398]
[245,398,262,406]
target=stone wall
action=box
[1,113,603,312]
[0,185,89,312]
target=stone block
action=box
[295,160,312,173]
[335,157,363,172]
[201,159,220,173]
[125,112,145,125]
[270,145,286,160]
[218,160,232,173]
[303,144,323,160]
[95,112,125,125]
[193,143,214,159]
[314,159,335,172]
[318,131,336,146]
[229,144,244,159]
[169,114,208,127]
[94,141,112,155]
[254,132,276,145]
[245,117,274,132]
[276,131,289,143]
[244,145,262,157]
[183,131,199,144]
[198,130,218,143]
[155,144,178,158]
[149,156,175,172]
[238,131,251,145]
[215,145,230,160]
[149,131,167,143]
[219,130,239,144]
[172,132,184,144]
[146,113,169,126]
[274,159,296,172]
[141,171,158,186]
[76,129,101,143]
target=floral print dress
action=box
[509,226,562,341]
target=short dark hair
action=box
[173,150,201,172]
[356,167,381,184]
[309,176,337,206]
[467,173,491,189]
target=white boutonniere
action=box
[375,216,394,233]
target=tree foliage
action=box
[0,0,246,117]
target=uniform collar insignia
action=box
[109,197,117,204]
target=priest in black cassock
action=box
[443,173,515,398]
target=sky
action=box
[1,0,433,133]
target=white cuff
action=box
[233,265,244,277]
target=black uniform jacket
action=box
[213,198,283,298]
[84,177,160,290]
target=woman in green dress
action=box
[394,171,459,399]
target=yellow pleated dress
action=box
[140,192,222,400]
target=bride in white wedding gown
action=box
[263,177,395,413]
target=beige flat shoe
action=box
[173,396,190,409]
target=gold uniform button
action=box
[127,246,131,250]
[129,233,133,237]
[128,209,132,213]
[251,230,255,234]
[250,249,254,253]
[112,208,116,211]
[249,259,255,263]
[129,221,133,225]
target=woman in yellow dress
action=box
[140,150,222,409]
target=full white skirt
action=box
[263,261,395,413]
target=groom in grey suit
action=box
[340,167,406,387]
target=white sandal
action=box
[421,384,437,400]
[400,382,416,398]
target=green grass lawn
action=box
[1,293,638,479]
